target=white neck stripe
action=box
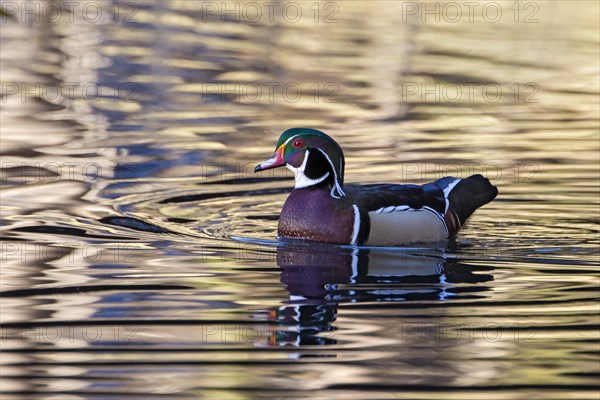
[316,148,345,198]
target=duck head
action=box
[255,128,346,198]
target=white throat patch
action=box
[286,150,330,189]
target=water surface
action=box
[1,1,599,399]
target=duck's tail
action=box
[433,175,498,236]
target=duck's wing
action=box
[343,182,447,245]
[344,175,497,245]
[345,182,446,214]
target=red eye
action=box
[292,138,305,148]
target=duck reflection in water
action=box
[268,243,494,347]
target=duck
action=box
[254,128,498,246]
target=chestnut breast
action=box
[278,188,354,244]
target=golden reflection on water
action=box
[1,0,599,398]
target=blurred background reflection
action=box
[1,1,598,399]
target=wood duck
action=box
[254,128,498,246]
